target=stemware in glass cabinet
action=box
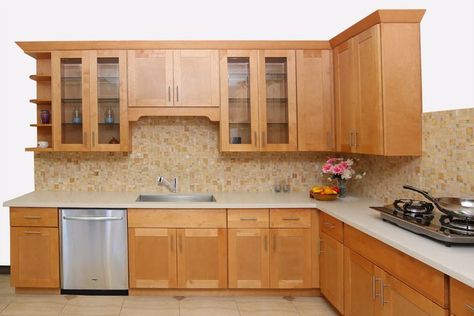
[228,57,251,145]
[60,58,83,144]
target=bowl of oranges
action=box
[309,185,340,201]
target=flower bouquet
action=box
[321,158,365,197]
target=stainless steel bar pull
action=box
[62,216,123,221]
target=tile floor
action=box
[0,275,338,315]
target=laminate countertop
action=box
[3,191,474,288]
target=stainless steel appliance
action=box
[371,199,474,246]
[60,209,128,294]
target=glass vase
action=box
[337,178,347,198]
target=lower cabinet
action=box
[228,228,270,288]
[344,247,447,316]
[450,278,474,316]
[10,226,59,288]
[177,228,227,289]
[270,228,312,288]
[320,231,344,313]
[128,228,177,288]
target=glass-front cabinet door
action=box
[90,51,128,151]
[258,50,297,151]
[52,51,90,151]
[220,50,259,151]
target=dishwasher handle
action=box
[63,216,124,221]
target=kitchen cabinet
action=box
[296,50,334,151]
[450,278,474,316]
[228,228,270,288]
[320,231,344,314]
[269,228,312,288]
[177,228,227,288]
[52,50,129,152]
[334,23,422,156]
[128,50,219,107]
[128,228,177,288]
[10,207,59,289]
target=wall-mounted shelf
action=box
[25,147,53,152]
[30,99,51,105]
[29,75,51,82]
[30,124,52,127]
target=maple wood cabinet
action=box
[220,50,298,152]
[320,231,344,314]
[52,50,129,152]
[334,23,422,156]
[128,50,220,107]
[10,208,59,289]
[450,278,474,316]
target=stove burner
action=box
[393,199,434,215]
[440,215,474,236]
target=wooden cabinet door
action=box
[296,50,334,151]
[220,50,260,152]
[344,247,376,316]
[354,24,383,155]
[375,266,447,316]
[269,228,311,288]
[52,50,91,151]
[258,50,297,151]
[177,228,227,288]
[334,39,357,153]
[228,228,269,288]
[450,278,474,316]
[173,50,220,107]
[320,232,344,314]
[128,228,177,288]
[10,227,59,288]
[90,50,129,152]
[128,50,174,107]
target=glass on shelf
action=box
[265,57,289,144]
[228,57,252,145]
[60,58,83,144]
[97,57,120,145]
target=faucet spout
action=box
[157,176,178,193]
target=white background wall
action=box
[0,0,473,265]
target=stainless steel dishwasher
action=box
[60,209,128,294]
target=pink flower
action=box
[326,158,337,164]
[332,165,343,174]
[322,163,332,173]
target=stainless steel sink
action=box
[136,194,216,202]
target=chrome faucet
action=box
[157,176,178,193]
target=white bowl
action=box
[37,141,49,148]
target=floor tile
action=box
[120,296,179,316]
[292,297,338,316]
[60,296,123,316]
[1,295,66,316]
[180,297,239,316]
[0,297,12,313]
[236,296,299,316]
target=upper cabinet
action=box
[296,50,334,151]
[220,50,298,152]
[52,50,129,152]
[334,23,422,156]
[128,50,220,107]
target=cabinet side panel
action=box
[381,23,422,156]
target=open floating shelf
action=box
[30,99,51,105]
[25,147,53,152]
[29,75,51,82]
[30,124,52,127]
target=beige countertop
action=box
[3,191,474,288]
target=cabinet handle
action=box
[92,132,95,147]
[283,218,300,221]
[372,276,381,300]
[24,231,41,235]
[273,234,276,252]
[349,131,353,147]
[176,86,179,102]
[170,234,174,252]
[168,86,171,103]
[380,281,390,305]
[264,235,268,252]
[240,218,257,221]
[254,131,258,148]
[323,222,335,229]
[319,239,326,254]
[354,131,358,148]
[178,235,183,253]
[23,216,41,220]
[84,132,87,146]
[465,304,474,311]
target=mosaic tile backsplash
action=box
[35,108,474,202]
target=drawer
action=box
[128,209,227,228]
[320,212,343,242]
[270,209,311,228]
[228,209,269,228]
[450,278,474,316]
[10,207,58,227]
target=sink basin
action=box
[136,194,216,203]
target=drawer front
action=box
[128,209,227,228]
[228,209,269,228]
[320,212,343,242]
[270,209,311,228]
[450,278,474,316]
[10,207,58,227]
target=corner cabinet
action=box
[52,50,129,152]
[334,23,422,156]
[220,50,297,152]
